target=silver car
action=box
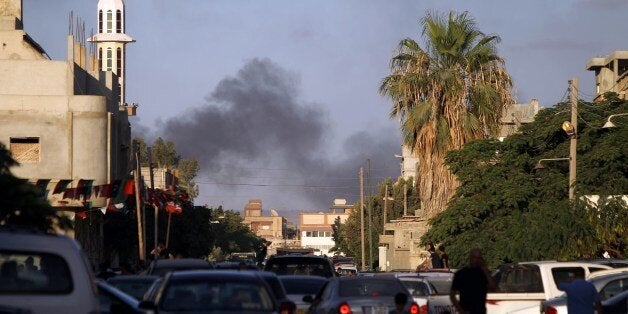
[541,272,628,314]
[279,275,327,314]
[305,276,418,314]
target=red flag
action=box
[76,211,87,219]
[165,202,182,214]
[123,179,135,195]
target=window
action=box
[551,267,585,288]
[106,10,112,33]
[116,48,122,75]
[98,10,103,33]
[10,137,40,163]
[98,48,102,70]
[106,48,112,71]
[116,10,122,33]
[599,278,628,301]
[494,264,544,293]
[0,251,73,294]
[118,83,122,104]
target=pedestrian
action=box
[389,292,408,314]
[438,245,449,269]
[450,248,496,314]
[557,270,602,314]
[429,245,443,269]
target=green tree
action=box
[0,144,71,232]
[422,99,628,268]
[380,11,513,216]
[177,159,200,199]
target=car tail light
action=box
[545,306,558,314]
[409,302,420,314]
[338,302,352,314]
[280,301,296,314]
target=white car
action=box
[0,230,99,314]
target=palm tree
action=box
[380,11,513,217]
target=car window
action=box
[161,280,275,312]
[426,278,452,295]
[600,278,628,301]
[265,259,332,278]
[280,277,326,295]
[589,267,608,274]
[339,280,406,297]
[0,251,73,294]
[400,280,430,297]
[261,276,286,299]
[494,264,544,293]
[552,267,585,287]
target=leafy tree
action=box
[380,11,513,217]
[422,99,628,268]
[0,144,71,232]
[208,206,267,262]
[177,159,200,199]
[152,137,179,169]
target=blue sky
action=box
[23,0,627,217]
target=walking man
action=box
[450,248,496,314]
[557,270,603,314]
[429,246,443,269]
[438,245,449,269]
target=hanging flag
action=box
[165,202,182,214]
[123,179,135,195]
[76,211,87,220]
[53,179,72,194]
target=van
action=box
[0,230,99,314]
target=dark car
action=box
[602,289,628,314]
[139,270,279,314]
[264,255,334,278]
[305,276,418,314]
[258,271,296,313]
[214,261,259,270]
[278,275,327,313]
[145,258,213,276]
[106,275,159,300]
[97,280,146,314]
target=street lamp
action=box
[602,113,628,128]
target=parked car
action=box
[139,270,284,313]
[214,261,259,270]
[541,272,628,314]
[97,280,145,313]
[145,258,213,276]
[279,275,327,313]
[305,276,419,314]
[578,258,628,269]
[0,230,99,314]
[488,261,612,313]
[377,272,455,314]
[142,277,163,301]
[264,255,334,278]
[107,275,159,300]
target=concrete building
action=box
[0,0,134,263]
[299,199,351,256]
[396,145,419,185]
[499,99,540,141]
[586,50,628,101]
[141,167,174,190]
[378,215,429,272]
[242,199,287,241]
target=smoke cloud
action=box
[159,58,400,212]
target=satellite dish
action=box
[270,209,279,217]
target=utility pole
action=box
[360,167,365,271]
[134,143,145,261]
[148,147,158,260]
[383,184,389,233]
[569,77,578,202]
[366,159,372,269]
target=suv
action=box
[0,229,99,314]
[264,255,335,278]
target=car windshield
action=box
[0,251,73,294]
[339,279,406,297]
[400,280,430,297]
[161,280,275,312]
[266,259,332,278]
[280,277,326,295]
[426,278,452,295]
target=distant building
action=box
[141,167,174,190]
[396,145,419,186]
[587,50,628,101]
[499,99,540,140]
[378,215,429,272]
[242,199,287,241]
[299,199,351,256]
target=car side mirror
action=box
[138,300,156,310]
[302,295,314,303]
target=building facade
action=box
[499,99,540,140]
[299,199,351,256]
[378,216,429,271]
[242,199,287,241]
[586,50,628,101]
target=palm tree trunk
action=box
[418,151,459,218]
